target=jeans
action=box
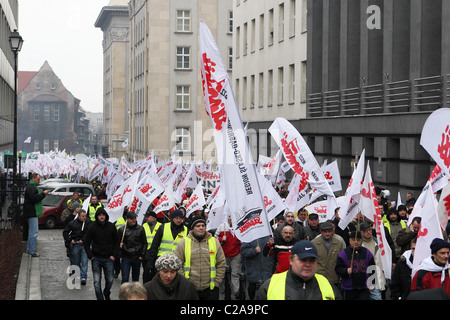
[26,217,39,255]
[70,243,88,280]
[121,257,142,283]
[92,257,115,300]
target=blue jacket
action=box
[241,235,274,283]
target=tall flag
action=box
[421,108,450,179]
[185,182,207,218]
[200,21,272,242]
[360,163,392,279]
[106,171,140,222]
[437,182,450,230]
[269,117,338,219]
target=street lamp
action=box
[9,29,24,183]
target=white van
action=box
[38,182,95,198]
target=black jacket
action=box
[63,218,91,247]
[83,211,119,260]
[118,222,147,260]
[23,181,46,218]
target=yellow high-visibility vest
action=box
[183,236,217,290]
[384,220,407,234]
[267,271,335,300]
[88,203,103,221]
[143,222,162,250]
[157,223,187,256]
[115,217,126,230]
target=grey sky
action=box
[18,0,108,113]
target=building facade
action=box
[17,61,87,155]
[232,0,308,159]
[95,0,130,159]
[0,0,18,152]
[127,0,233,162]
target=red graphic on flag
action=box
[437,125,450,169]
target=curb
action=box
[15,248,41,300]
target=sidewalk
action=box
[15,228,122,300]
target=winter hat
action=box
[155,253,182,271]
[171,209,184,219]
[190,215,206,229]
[430,238,450,255]
[72,202,81,210]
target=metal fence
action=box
[0,174,27,230]
[307,74,445,117]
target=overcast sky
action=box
[18,0,109,113]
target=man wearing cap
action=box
[144,253,198,300]
[311,221,345,288]
[304,213,321,240]
[117,211,147,283]
[335,231,375,300]
[145,209,188,280]
[410,238,450,295]
[256,240,341,300]
[175,215,226,300]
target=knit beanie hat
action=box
[155,253,182,271]
[190,215,206,229]
[172,209,184,219]
[430,238,450,254]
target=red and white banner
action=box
[269,117,338,219]
[360,163,392,279]
[338,149,366,229]
[130,174,166,222]
[421,108,450,179]
[284,173,310,214]
[412,181,443,276]
[310,160,342,203]
[200,21,272,242]
[437,182,450,231]
[174,164,197,203]
[258,149,282,177]
[185,183,207,218]
[106,171,140,222]
[258,173,286,221]
[153,185,176,214]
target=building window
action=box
[53,105,60,121]
[250,75,255,108]
[176,10,191,32]
[259,14,265,49]
[236,26,241,58]
[54,140,59,151]
[243,22,248,55]
[279,3,285,41]
[228,11,233,33]
[175,127,191,152]
[259,72,264,107]
[289,0,296,37]
[176,46,191,69]
[44,105,50,121]
[176,85,191,110]
[269,9,274,46]
[278,67,284,105]
[228,47,233,70]
[301,61,307,101]
[34,140,39,152]
[268,69,274,106]
[289,64,295,102]
[44,139,49,153]
[34,106,39,121]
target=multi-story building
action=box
[85,111,103,155]
[95,0,130,159]
[127,0,233,162]
[232,0,308,159]
[17,61,87,155]
[0,0,18,152]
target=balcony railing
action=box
[307,75,446,117]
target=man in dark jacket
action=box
[117,211,147,284]
[83,207,119,300]
[23,173,48,257]
[63,209,91,285]
[263,225,298,274]
[391,239,415,300]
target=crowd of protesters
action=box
[21,172,450,301]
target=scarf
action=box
[418,256,450,285]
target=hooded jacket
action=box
[83,209,119,260]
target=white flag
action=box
[284,173,310,214]
[200,21,272,242]
[360,163,392,279]
[437,182,450,231]
[258,173,286,221]
[412,181,443,276]
[185,182,207,218]
[122,139,129,148]
[106,171,140,222]
[338,149,366,229]
[174,164,197,203]
[24,137,31,143]
[153,185,176,214]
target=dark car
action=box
[38,192,86,229]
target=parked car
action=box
[38,182,95,198]
[38,192,87,229]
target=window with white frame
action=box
[44,139,49,153]
[34,140,39,152]
[228,47,233,70]
[176,47,191,69]
[176,85,191,110]
[175,127,190,152]
[176,10,191,32]
[228,11,233,33]
[53,105,60,121]
[53,139,59,151]
[44,105,50,121]
[34,105,39,121]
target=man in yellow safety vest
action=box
[142,210,162,283]
[175,215,226,300]
[88,196,104,221]
[256,240,341,300]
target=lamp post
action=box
[9,29,24,216]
